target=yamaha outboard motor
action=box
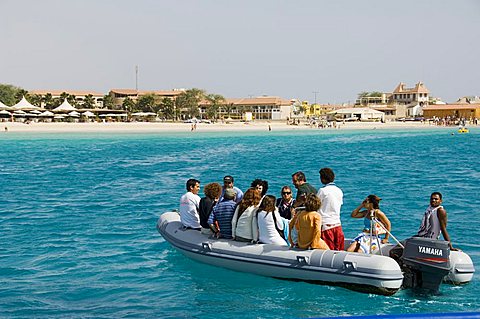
[400,237,450,293]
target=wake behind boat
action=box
[157,211,474,295]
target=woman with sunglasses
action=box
[276,186,295,220]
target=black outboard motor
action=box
[400,237,450,293]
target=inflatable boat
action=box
[157,211,474,295]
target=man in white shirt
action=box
[317,168,345,251]
[179,179,201,229]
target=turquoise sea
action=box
[1,128,479,318]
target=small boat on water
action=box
[157,211,475,295]
[458,126,469,133]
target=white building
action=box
[327,107,385,122]
[200,96,293,120]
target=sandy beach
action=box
[0,120,455,134]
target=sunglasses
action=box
[282,191,291,195]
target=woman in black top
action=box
[199,182,222,230]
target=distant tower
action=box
[135,65,139,91]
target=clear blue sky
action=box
[1,0,479,103]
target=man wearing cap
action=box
[208,188,237,238]
[219,175,244,204]
[179,178,201,230]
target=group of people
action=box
[179,169,456,255]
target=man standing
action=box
[208,188,237,238]
[179,178,201,230]
[291,171,317,207]
[317,168,345,251]
[220,175,244,203]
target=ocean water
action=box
[0,128,479,318]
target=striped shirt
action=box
[417,205,442,239]
[208,199,237,238]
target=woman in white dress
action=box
[232,188,262,242]
[254,195,288,246]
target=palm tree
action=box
[59,92,75,106]
[160,97,175,120]
[122,97,136,113]
[176,88,205,119]
[222,102,234,119]
[205,93,226,121]
[0,84,23,106]
[14,89,29,102]
[103,93,115,109]
[42,93,55,110]
[67,94,77,107]
[137,94,157,113]
[83,94,96,109]
[27,93,42,107]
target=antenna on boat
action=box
[369,210,374,254]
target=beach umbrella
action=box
[100,113,128,117]
[30,110,42,114]
[83,111,95,117]
[0,110,12,116]
[132,112,156,116]
[13,110,27,115]
[13,96,43,111]
[54,114,65,119]
[53,99,77,112]
[39,111,54,117]
[68,111,80,117]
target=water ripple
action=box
[1,130,479,318]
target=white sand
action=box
[1,120,449,133]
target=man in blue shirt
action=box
[208,188,237,238]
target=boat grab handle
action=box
[296,256,310,265]
[343,261,357,270]
[455,266,474,273]
[202,242,212,251]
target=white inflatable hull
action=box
[157,211,403,295]
[157,212,474,295]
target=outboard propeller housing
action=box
[400,237,450,293]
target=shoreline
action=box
[0,121,467,134]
